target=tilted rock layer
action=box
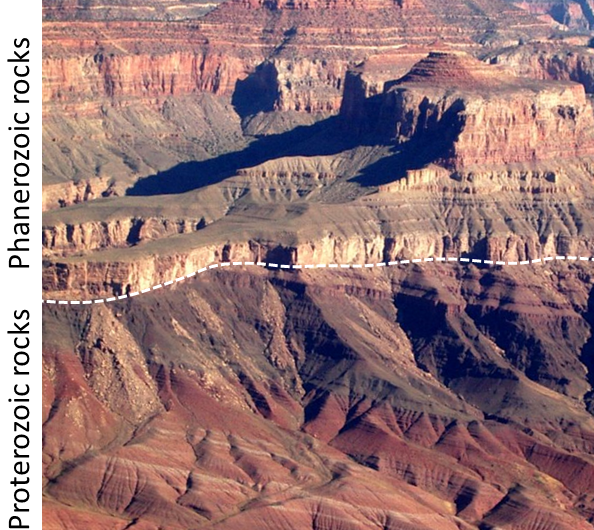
[42,0,594,528]
[43,264,594,529]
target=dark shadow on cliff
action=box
[349,139,449,187]
[127,116,389,196]
[127,91,465,196]
[232,61,280,118]
[350,98,464,187]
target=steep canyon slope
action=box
[42,0,594,529]
[42,0,556,205]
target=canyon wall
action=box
[43,0,555,118]
[41,3,594,529]
[42,44,261,112]
[487,43,594,93]
[513,0,594,28]
[42,222,594,300]
[42,0,225,21]
[348,52,594,169]
[42,262,594,529]
[40,0,559,211]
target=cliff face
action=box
[41,178,594,300]
[41,177,117,211]
[358,52,594,170]
[43,216,206,255]
[41,0,557,207]
[513,0,594,28]
[42,92,247,207]
[487,43,594,94]
[272,58,347,112]
[42,0,225,21]
[42,42,260,111]
[339,51,430,132]
[41,1,594,528]
[42,51,594,301]
[43,0,554,118]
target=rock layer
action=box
[356,52,594,170]
[41,0,557,207]
[41,1,594,528]
[43,0,554,118]
[487,42,594,94]
[513,0,594,28]
[42,0,224,21]
[43,264,594,529]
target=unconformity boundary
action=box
[42,254,594,306]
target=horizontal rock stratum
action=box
[42,0,594,528]
[376,52,594,169]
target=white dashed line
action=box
[42,254,594,305]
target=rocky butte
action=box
[371,51,594,168]
[41,0,594,529]
[41,0,555,206]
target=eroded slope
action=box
[43,264,594,529]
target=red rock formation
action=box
[372,52,594,169]
[41,2,594,529]
[340,49,431,131]
[514,0,594,28]
[42,25,260,110]
[40,0,558,209]
[42,0,554,116]
[42,265,594,528]
[487,42,594,94]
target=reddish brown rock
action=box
[42,264,594,527]
[370,51,594,169]
[488,42,594,93]
[42,0,554,117]
[513,0,594,29]
[41,2,594,530]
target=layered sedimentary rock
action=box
[42,92,247,204]
[42,27,258,109]
[339,50,430,132]
[42,177,117,211]
[41,173,594,299]
[513,0,594,28]
[357,52,594,170]
[43,262,594,529]
[42,0,225,21]
[43,0,553,115]
[42,1,594,528]
[42,216,208,256]
[487,42,594,94]
[42,52,594,297]
[41,0,559,213]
